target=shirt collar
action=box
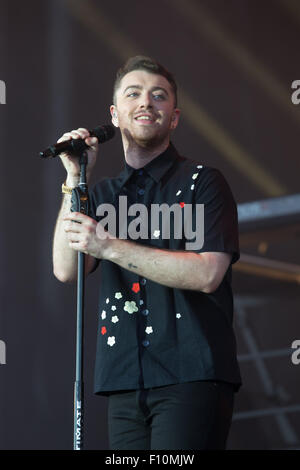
[118,142,179,188]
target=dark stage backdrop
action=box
[0,0,299,450]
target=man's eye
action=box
[127,92,139,98]
[153,94,165,100]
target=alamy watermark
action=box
[291,80,300,105]
[0,339,6,365]
[0,80,6,104]
[96,196,204,251]
[291,339,300,365]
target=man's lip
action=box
[134,114,156,121]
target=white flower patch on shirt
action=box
[145,326,153,334]
[192,172,199,180]
[176,313,182,319]
[107,336,115,347]
[176,190,182,196]
[111,305,116,311]
[197,165,203,169]
[190,184,195,190]
[153,230,160,238]
[101,310,106,320]
[106,298,110,304]
[115,292,122,299]
[124,300,138,314]
[111,315,119,323]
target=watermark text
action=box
[96,197,204,251]
[291,80,300,105]
[291,339,300,365]
[0,340,6,364]
[0,80,6,104]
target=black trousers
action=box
[108,380,235,450]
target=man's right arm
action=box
[52,185,97,283]
[52,128,100,282]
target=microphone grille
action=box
[92,125,115,143]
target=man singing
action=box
[53,56,242,450]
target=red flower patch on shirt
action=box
[101,326,107,335]
[132,282,140,293]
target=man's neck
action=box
[123,139,170,169]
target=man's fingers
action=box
[64,213,97,233]
[85,136,98,146]
[68,130,83,139]
[57,134,72,144]
[64,221,82,233]
[66,232,81,242]
[74,128,98,146]
[57,128,90,144]
[63,212,87,223]
[77,127,90,138]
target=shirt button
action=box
[142,309,149,316]
[142,340,150,347]
[138,188,145,195]
[140,278,147,285]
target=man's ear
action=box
[171,108,180,130]
[110,105,119,127]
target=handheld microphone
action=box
[39,124,115,158]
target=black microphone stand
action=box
[71,149,90,450]
[39,126,115,450]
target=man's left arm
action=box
[98,166,238,293]
[63,211,231,293]
[103,239,232,293]
[64,166,237,293]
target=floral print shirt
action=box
[89,143,241,395]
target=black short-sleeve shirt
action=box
[89,143,242,395]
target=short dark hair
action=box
[113,55,178,107]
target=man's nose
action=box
[139,92,153,108]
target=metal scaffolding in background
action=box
[230,194,300,449]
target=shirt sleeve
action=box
[194,167,240,265]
